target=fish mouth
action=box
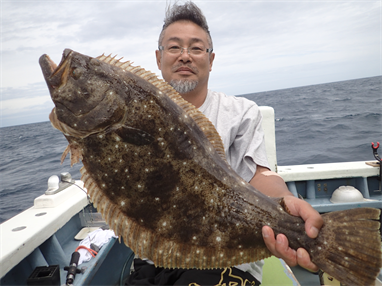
[39,49,73,92]
[40,49,87,137]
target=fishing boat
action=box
[1,106,381,286]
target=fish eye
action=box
[90,58,101,66]
[72,67,84,80]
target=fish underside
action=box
[40,49,381,285]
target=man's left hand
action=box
[261,196,323,272]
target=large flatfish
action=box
[40,49,381,285]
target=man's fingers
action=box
[283,196,323,239]
[262,226,298,267]
[274,234,297,266]
[262,226,275,250]
[262,198,322,271]
[297,248,319,272]
[308,225,319,239]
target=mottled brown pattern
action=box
[40,49,381,285]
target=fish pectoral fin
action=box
[60,144,70,164]
[61,142,83,166]
[114,125,154,146]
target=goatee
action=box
[170,79,198,94]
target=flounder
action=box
[40,49,381,285]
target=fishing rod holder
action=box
[371,142,381,182]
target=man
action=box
[127,2,323,285]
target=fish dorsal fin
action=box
[96,53,227,162]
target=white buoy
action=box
[330,186,364,203]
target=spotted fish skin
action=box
[40,49,381,285]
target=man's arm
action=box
[250,165,323,272]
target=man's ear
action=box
[155,50,162,70]
[209,52,215,72]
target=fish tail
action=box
[312,208,381,286]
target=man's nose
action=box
[178,49,192,62]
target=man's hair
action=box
[158,1,213,50]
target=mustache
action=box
[172,63,198,74]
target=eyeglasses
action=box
[158,45,213,56]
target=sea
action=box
[0,76,381,224]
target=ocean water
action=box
[244,76,382,165]
[0,76,381,223]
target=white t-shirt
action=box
[199,89,270,282]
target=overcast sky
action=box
[1,0,380,127]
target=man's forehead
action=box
[166,36,204,44]
[162,21,209,44]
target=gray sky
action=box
[1,0,381,127]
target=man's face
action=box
[156,20,215,94]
